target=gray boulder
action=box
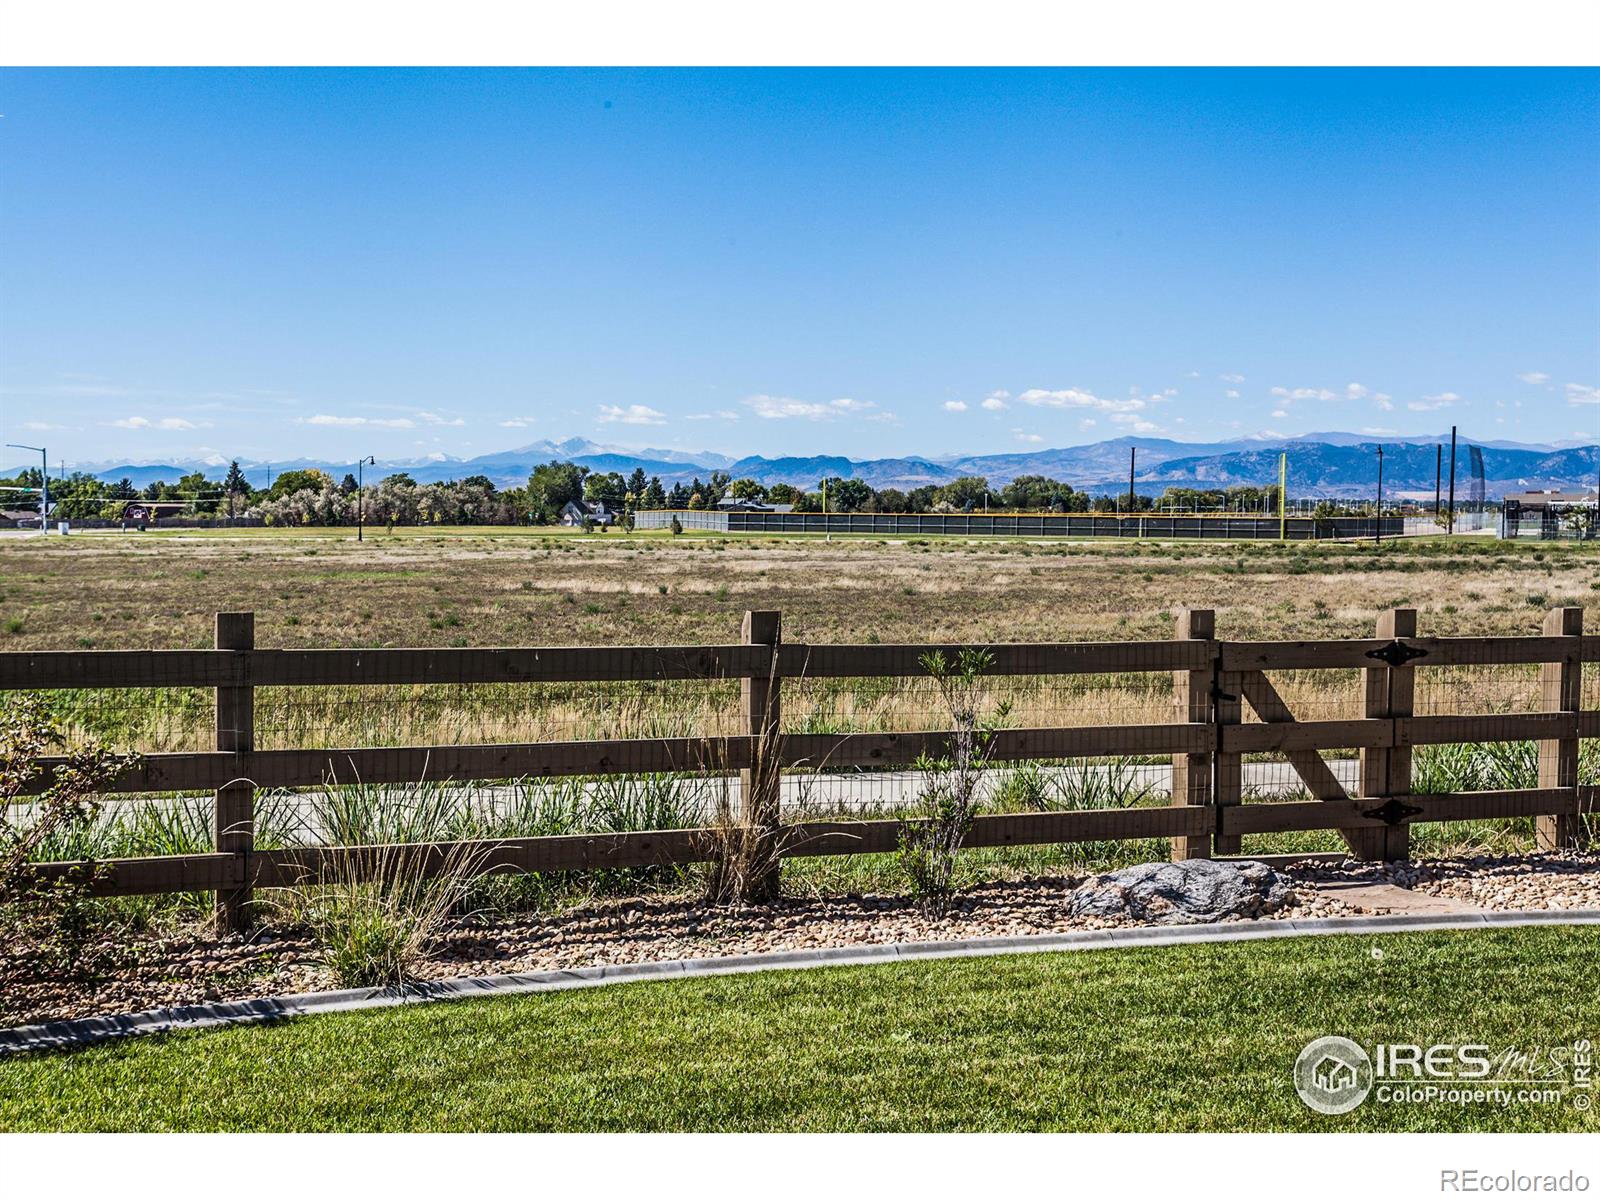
[1066,859,1294,925]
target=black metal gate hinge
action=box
[1362,798,1424,826]
[1365,640,1429,667]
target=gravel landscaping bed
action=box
[5,853,1597,1029]
[1298,850,1600,912]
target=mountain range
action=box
[9,433,1597,500]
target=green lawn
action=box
[2,927,1596,1132]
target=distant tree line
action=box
[0,460,1292,527]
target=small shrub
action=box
[898,648,1008,915]
[0,697,139,1022]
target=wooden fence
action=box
[6,607,1595,929]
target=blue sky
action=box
[1,67,1596,467]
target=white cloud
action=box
[301,414,417,428]
[1018,387,1147,414]
[1565,383,1598,406]
[742,394,877,420]
[1110,415,1162,434]
[21,420,65,431]
[1270,408,1289,418]
[417,411,465,427]
[1373,394,1394,410]
[1269,386,1337,403]
[1224,389,1240,400]
[684,410,740,421]
[1185,370,1201,379]
[1408,392,1461,411]
[942,400,968,413]
[1361,426,1400,435]
[106,415,208,431]
[499,417,534,428]
[1345,383,1369,400]
[1220,373,1246,384]
[1011,429,1043,444]
[980,391,1009,411]
[597,404,667,426]
[1519,371,1550,384]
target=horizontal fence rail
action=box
[6,607,1595,921]
[9,634,1595,692]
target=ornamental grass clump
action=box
[271,837,488,990]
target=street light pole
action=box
[357,455,375,541]
[1446,425,1457,535]
[5,443,47,532]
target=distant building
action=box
[1501,489,1597,540]
[558,499,617,526]
[713,498,795,513]
[1502,490,1595,509]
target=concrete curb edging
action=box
[5,909,1599,1056]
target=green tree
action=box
[833,478,874,512]
[643,477,667,508]
[176,471,218,514]
[222,460,251,517]
[999,475,1072,511]
[526,460,589,523]
[269,468,332,498]
[936,476,990,511]
[765,482,799,505]
[728,477,767,502]
[584,471,626,512]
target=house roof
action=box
[1506,490,1595,506]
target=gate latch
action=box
[1362,798,1424,826]
[1365,640,1429,668]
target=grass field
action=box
[2,528,1595,749]
[2,926,1595,1132]
[4,526,1594,890]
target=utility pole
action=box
[1127,447,1137,514]
[1434,444,1442,521]
[1446,425,1457,535]
[1375,445,1384,544]
[356,455,375,541]
[5,443,47,532]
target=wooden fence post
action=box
[1212,656,1244,858]
[1357,607,1416,861]
[741,609,782,900]
[215,611,255,931]
[1171,608,1214,861]
[1537,606,1584,851]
